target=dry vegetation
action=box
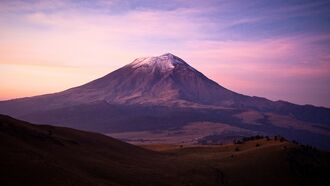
[1,115,330,186]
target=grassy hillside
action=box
[1,114,329,186]
[143,139,330,186]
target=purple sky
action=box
[0,0,329,107]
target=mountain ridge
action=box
[0,53,329,149]
[1,53,328,109]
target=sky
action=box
[0,0,329,107]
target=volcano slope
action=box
[1,115,330,186]
[0,53,329,149]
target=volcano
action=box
[2,53,243,109]
[0,53,329,148]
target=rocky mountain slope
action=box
[0,53,329,148]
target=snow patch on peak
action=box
[129,53,185,71]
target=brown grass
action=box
[1,114,330,186]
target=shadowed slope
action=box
[0,114,174,186]
[1,115,330,186]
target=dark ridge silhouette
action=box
[1,115,330,186]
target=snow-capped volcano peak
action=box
[128,53,186,71]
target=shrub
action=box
[279,137,286,142]
[292,140,299,144]
[233,140,242,144]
